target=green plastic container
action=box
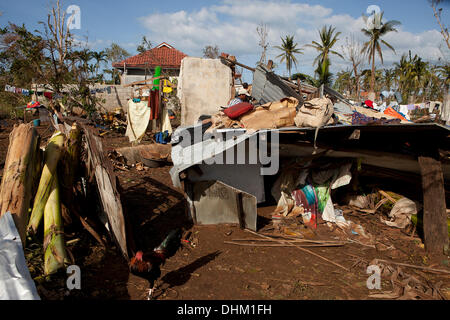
[153,66,161,90]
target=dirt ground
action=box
[1,120,449,300]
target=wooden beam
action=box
[123,75,164,88]
[219,56,255,72]
[418,156,448,255]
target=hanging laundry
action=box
[125,99,150,143]
[162,79,173,93]
[149,89,160,120]
[161,107,173,135]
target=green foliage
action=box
[0,16,113,116]
[274,35,303,79]
[136,36,152,54]
[361,11,401,92]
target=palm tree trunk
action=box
[370,47,375,95]
[353,64,360,100]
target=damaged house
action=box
[171,55,450,255]
[113,42,188,85]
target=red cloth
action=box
[223,102,253,119]
[27,101,40,108]
[364,100,373,108]
[44,92,53,100]
[149,89,160,120]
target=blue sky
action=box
[1,0,448,81]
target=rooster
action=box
[129,229,182,300]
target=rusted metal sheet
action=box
[191,180,257,231]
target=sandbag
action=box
[294,97,333,128]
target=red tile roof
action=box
[112,42,188,69]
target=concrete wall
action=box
[93,84,133,112]
[177,57,232,126]
[31,84,133,112]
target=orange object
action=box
[383,107,407,121]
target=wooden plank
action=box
[82,125,128,258]
[123,76,164,87]
[418,156,448,254]
[219,56,255,72]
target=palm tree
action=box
[92,50,107,77]
[274,35,303,79]
[361,11,401,94]
[307,25,344,66]
[334,70,353,94]
[315,58,333,86]
[306,25,343,87]
[409,53,428,100]
[383,68,396,92]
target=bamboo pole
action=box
[246,229,349,271]
[43,175,68,275]
[27,131,65,235]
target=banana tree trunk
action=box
[27,131,65,235]
[0,123,41,245]
[59,123,82,224]
[43,175,67,275]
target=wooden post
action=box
[418,156,448,255]
[0,124,41,245]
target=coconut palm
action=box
[315,58,333,86]
[307,25,343,87]
[334,70,353,94]
[91,50,107,77]
[274,35,303,79]
[306,25,344,66]
[383,68,396,92]
[361,11,401,94]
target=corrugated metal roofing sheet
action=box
[251,64,303,104]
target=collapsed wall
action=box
[177,57,233,126]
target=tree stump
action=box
[0,123,41,245]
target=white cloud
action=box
[137,0,447,78]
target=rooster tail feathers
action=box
[155,228,182,253]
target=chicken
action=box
[129,228,182,300]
